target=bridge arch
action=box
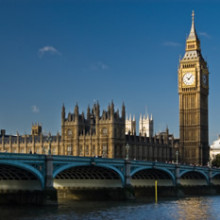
[53,163,124,189]
[211,173,220,185]
[179,170,209,185]
[131,167,175,187]
[53,162,91,178]
[0,161,44,189]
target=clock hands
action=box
[183,73,194,85]
[187,75,193,80]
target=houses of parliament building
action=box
[0,11,210,164]
[0,102,178,162]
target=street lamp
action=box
[176,150,179,164]
[47,133,52,155]
[42,145,46,154]
[125,143,130,160]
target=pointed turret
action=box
[116,109,120,118]
[81,111,85,120]
[96,102,100,119]
[186,10,200,52]
[68,112,72,121]
[74,103,79,122]
[62,104,65,123]
[166,126,169,134]
[110,101,114,119]
[93,102,100,120]
[108,104,111,118]
[74,103,79,115]
[121,102,125,120]
[140,114,142,120]
[87,105,90,120]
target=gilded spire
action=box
[187,10,198,41]
[186,10,200,51]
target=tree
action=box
[212,154,220,167]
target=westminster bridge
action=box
[1,153,220,204]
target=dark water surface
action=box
[1,196,220,220]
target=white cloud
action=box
[199,32,211,39]
[98,62,109,70]
[38,46,61,57]
[32,105,40,113]
[163,41,181,47]
[90,61,109,71]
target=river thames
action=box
[1,196,220,220]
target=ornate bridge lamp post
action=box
[47,133,52,155]
[176,150,179,164]
[42,146,46,154]
[125,143,130,160]
[45,133,57,204]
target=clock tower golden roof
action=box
[185,10,200,52]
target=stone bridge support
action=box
[123,160,135,200]
[175,165,180,186]
[124,160,131,186]
[44,155,57,204]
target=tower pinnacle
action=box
[192,10,195,22]
[187,10,198,41]
[185,10,200,52]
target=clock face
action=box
[202,74,208,85]
[183,72,195,86]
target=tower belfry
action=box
[178,11,209,165]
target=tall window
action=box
[102,145,108,158]
[67,145,72,155]
[92,145,96,156]
[52,147,56,154]
[79,145,84,156]
[36,147,40,154]
[85,145,89,156]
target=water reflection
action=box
[1,196,220,220]
[175,197,214,220]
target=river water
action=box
[1,196,220,220]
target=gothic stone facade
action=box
[61,102,126,158]
[0,102,177,162]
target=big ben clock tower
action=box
[178,11,209,165]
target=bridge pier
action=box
[124,160,131,186]
[174,165,185,197]
[123,160,135,200]
[44,155,57,205]
[175,165,180,186]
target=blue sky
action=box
[0,0,220,144]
